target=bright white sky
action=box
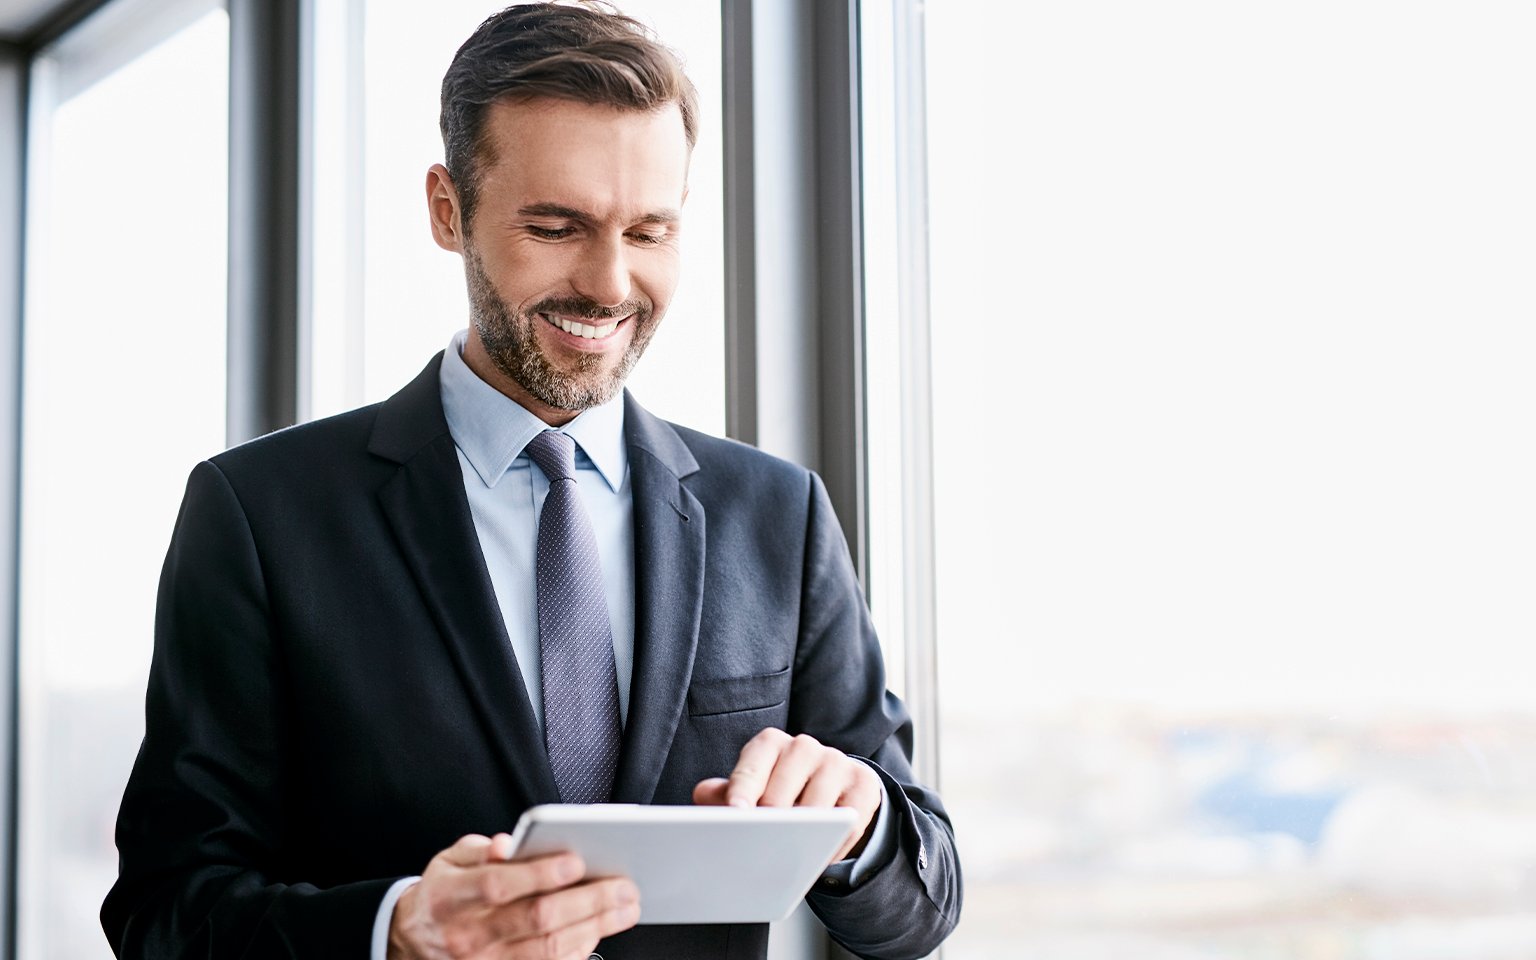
[22,9,228,694]
[924,1,1536,716]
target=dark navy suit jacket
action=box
[102,354,961,959]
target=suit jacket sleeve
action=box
[101,461,398,957]
[792,474,962,959]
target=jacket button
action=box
[588,954,604,960]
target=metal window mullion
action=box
[0,40,25,960]
[812,0,868,588]
[721,0,757,450]
[892,0,940,789]
[227,0,303,444]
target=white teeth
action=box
[545,313,621,339]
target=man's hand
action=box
[692,728,882,863]
[388,833,639,960]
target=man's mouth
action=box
[541,312,625,340]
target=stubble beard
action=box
[464,245,657,412]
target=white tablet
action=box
[507,804,859,924]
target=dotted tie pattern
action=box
[524,430,622,804]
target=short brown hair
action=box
[440,1,699,230]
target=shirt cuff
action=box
[819,774,894,889]
[371,876,421,960]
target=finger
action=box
[496,897,643,960]
[758,734,827,807]
[692,778,729,805]
[725,728,791,808]
[442,852,586,912]
[830,775,883,861]
[795,758,849,808]
[486,832,516,862]
[484,877,638,944]
[841,763,882,818]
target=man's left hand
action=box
[692,728,882,864]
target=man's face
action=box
[437,98,688,415]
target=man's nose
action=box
[572,236,632,309]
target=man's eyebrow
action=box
[518,202,595,222]
[517,202,680,226]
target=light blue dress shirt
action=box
[370,331,891,957]
[439,328,635,729]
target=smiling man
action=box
[101,4,959,959]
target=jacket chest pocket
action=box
[686,665,791,717]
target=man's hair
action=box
[440,1,699,230]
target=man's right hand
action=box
[388,833,640,960]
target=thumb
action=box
[439,833,495,867]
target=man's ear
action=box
[426,164,465,253]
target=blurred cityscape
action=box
[942,705,1536,959]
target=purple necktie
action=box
[524,430,621,804]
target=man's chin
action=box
[522,371,624,412]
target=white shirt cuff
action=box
[370,876,422,960]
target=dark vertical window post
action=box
[227,0,302,443]
[0,39,24,960]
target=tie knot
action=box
[524,430,577,483]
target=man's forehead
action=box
[475,98,690,214]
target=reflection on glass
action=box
[311,0,724,434]
[19,10,229,958]
[923,2,1536,957]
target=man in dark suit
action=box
[102,4,959,958]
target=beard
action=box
[464,245,658,411]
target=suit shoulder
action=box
[665,421,814,495]
[672,423,817,482]
[207,403,384,483]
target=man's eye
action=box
[627,232,667,246]
[528,225,574,240]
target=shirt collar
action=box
[439,328,627,492]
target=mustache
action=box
[527,295,650,322]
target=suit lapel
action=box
[612,394,705,804]
[371,355,561,808]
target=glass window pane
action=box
[311,1,724,434]
[18,8,229,957]
[922,2,1536,956]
